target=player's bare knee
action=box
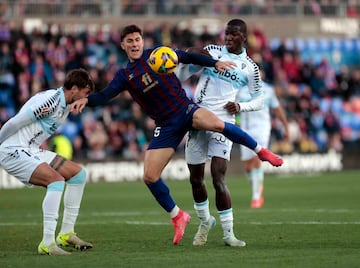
[143,174,158,184]
[213,180,227,193]
[67,167,87,184]
[212,120,225,132]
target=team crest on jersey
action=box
[40,107,50,115]
[129,74,134,80]
[241,63,246,69]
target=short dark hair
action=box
[226,19,247,34]
[120,24,142,41]
[63,69,95,92]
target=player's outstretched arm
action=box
[214,61,236,72]
[179,50,236,71]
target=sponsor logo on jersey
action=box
[196,77,210,104]
[213,69,240,82]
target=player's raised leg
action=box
[192,108,283,167]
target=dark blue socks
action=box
[222,122,257,150]
[146,178,176,212]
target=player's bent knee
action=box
[212,120,225,132]
[47,180,65,191]
[143,175,159,184]
[67,167,87,184]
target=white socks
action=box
[218,208,234,238]
[60,182,86,234]
[42,185,63,246]
[170,205,180,218]
[250,168,264,200]
[194,200,210,223]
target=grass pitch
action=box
[0,170,359,268]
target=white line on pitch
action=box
[1,221,360,227]
[0,209,357,220]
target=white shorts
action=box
[185,130,233,165]
[0,146,56,186]
[240,131,270,161]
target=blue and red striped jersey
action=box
[87,48,217,125]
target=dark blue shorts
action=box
[148,103,200,150]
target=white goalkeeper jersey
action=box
[237,81,280,137]
[176,45,263,123]
[0,88,69,148]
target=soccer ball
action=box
[147,46,179,75]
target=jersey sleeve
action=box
[29,91,61,120]
[238,93,264,112]
[87,69,127,107]
[246,60,262,98]
[0,110,33,144]
[177,49,217,67]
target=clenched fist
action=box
[224,101,240,115]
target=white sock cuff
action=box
[47,181,65,191]
[67,167,87,185]
[194,199,209,209]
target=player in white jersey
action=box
[176,19,267,247]
[0,69,94,255]
[237,67,289,208]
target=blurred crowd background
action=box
[2,1,360,17]
[0,0,359,162]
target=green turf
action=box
[0,170,359,268]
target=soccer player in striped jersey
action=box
[70,24,283,246]
[0,69,94,255]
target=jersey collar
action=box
[59,87,67,108]
[222,46,247,59]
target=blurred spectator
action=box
[28,52,54,93]
[336,65,352,100]
[346,1,358,17]
[348,69,360,97]
[0,19,10,42]
[281,51,302,83]
[198,25,216,47]
[323,109,343,152]
[84,119,108,161]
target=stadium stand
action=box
[0,0,359,162]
